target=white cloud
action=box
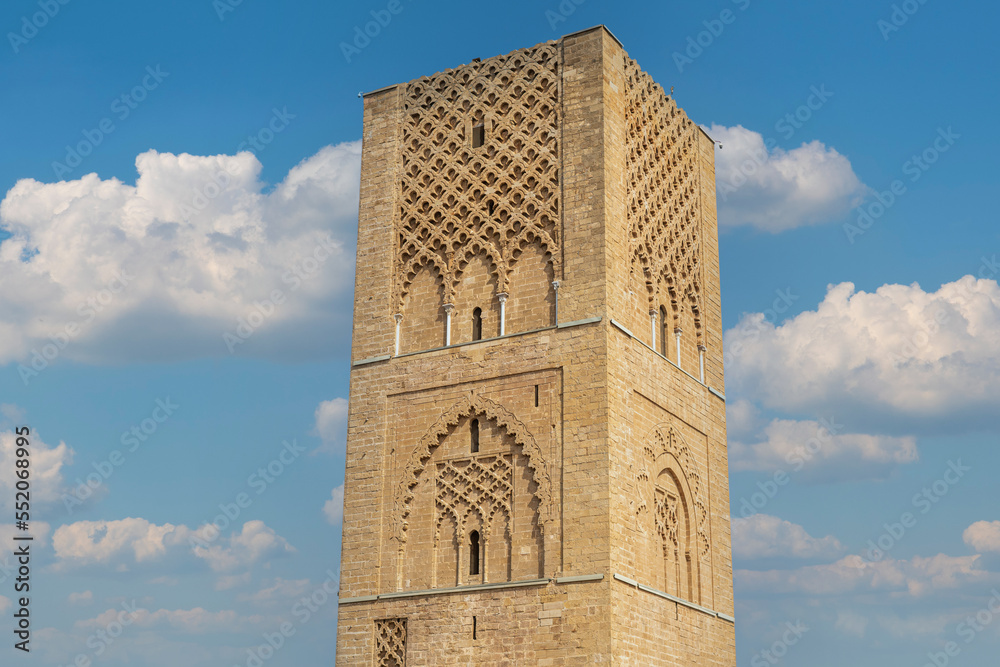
[324,484,345,525]
[737,553,992,598]
[67,590,93,605]
[0,142,361,365]
[733,514,844,560]
[51,518,293,577]
[0,429,72,513]
[77,605,272,635]
[725,276,1000,432]
[239,577,312,604]
[964,521,1000,553]
[729,418,917,483]
[312,397,348,456]
[709,124,867,232]
[192,520,295,573]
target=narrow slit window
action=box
[473,616,477,640]
[470,531,481,575]
[472,307,483,341]
[659,306,668,357]
[470,419,480,453]
[534,384,539,407]
[472,123,485,148]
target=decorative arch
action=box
[392,392,551,546]
[634,424,710,562]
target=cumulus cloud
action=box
[312,397,348,456]
[725,276,1000,433]
[737,553,992,598]
[0,429,72,513]
[709,124,867,232]
[729,418,917,483]
[51,518,293,577]
[324,484,345,525]
[964,521,1000,554]
[192,520,296,573]
[733,514,845,561]
[0,142,361,366]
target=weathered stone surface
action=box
[337,25,734,666]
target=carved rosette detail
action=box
[392,393,551,544]
[395,43,561,310]
[624,57,704,340]
[635,425,711,561]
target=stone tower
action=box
[336,26,735,666]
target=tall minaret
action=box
[336,25,735,666]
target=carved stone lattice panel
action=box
[435,454,513,540]
[373,618,407,667]
[396,42,561,309]
[393,393,552,545]
[624,57,704,339]
[654,488,679,556]
[635,425,710,561]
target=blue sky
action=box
[1,0,998,665]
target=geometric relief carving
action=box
[391,391,550,590]
[635,424,710,603]
[435,454,513,541]
[373,618,407,667]
[396,42,561,312]
[393,392,552,546]
[435,454,514,586]
[624,56,704,341]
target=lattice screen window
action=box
[373,618,407,667]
